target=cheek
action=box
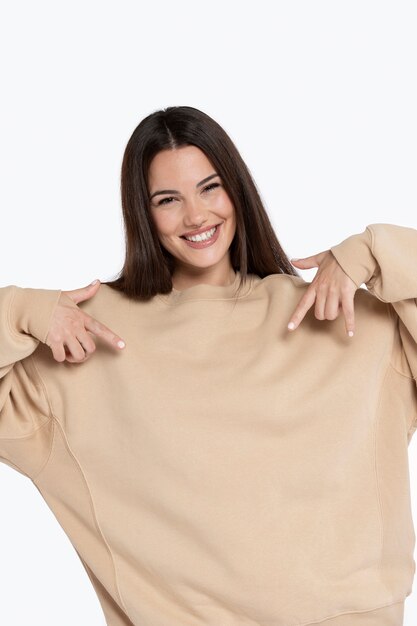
[152,211,178,237]
[213,192,235,217]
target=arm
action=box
[329,223,417,381]
[0,285,62,475]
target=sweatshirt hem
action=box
[301,597,406,625]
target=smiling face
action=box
[148,145,237,287]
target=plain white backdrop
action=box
[0,1,416,624]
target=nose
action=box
[181,195,208,228]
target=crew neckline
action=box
[157,270,259,305]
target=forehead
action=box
[148,146,214,185]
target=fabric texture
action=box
[1,222,416,626]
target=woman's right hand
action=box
[45,280,126,363]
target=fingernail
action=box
[117,340,125,349]
[288,322,295,330]
[90,279,99,285]
[348,330,354,337]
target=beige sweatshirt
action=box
[1,222,416,626]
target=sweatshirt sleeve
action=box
[329,223,417,384]
[0,285,62,476]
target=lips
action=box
[180,222,222,249]
[180,223,222,238]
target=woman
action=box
[0,106,416,626]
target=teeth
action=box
[184,226,217,242]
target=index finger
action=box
[287,288,316,331]
[84,314,126,349]
[340,291,355,337]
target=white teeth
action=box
[184,226,217,242]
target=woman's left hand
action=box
[287,250,358,337]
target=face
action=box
[148,145,237,279]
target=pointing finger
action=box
[84,314,126,350]
[287,287,316,331]
[341,291,355,337]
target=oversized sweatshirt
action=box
[1,222,417,626]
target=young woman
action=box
[1,106,416,626]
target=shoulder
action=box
[256,272,391,323]
[253,272,308,292]
[73,282,135,326]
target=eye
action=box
[203,182,220,193]
[156,183,220,206]
[157,196,176,206]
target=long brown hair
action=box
[102,106,301,301]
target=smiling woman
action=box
[102,105,299,300]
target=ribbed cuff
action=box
[329,226,377,288]
[10,287,63,343]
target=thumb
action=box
[290,255,319,269]
[64,279,101,305]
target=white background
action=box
[0,1,416,624]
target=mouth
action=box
[179,222,223,248]
[180,222,222,240]
[180,222,223,239]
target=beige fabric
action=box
[311,600,405,625]
[1,223,416,625]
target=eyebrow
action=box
[149,173,219,201]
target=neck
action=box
[171,267,237,292]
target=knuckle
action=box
[317,280,329,291]
[62,327,73,339]
[89,320,101,334]
[47,330,62,344]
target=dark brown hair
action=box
[102,105,301,301]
